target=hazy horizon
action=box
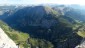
[0,0,85,6]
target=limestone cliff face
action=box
[0,28,17,48]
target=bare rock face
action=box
[75,38,85,48]
[0,28,17,48]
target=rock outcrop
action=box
[75,38,85,48]
[0,28,17,48]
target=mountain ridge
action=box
[0,5,84,48]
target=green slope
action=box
[1,6,84,48]
[0,20,53,48]
[0,20,30,48]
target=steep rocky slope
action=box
[75,38,85,48]
[0,28,17,48]
[2,6,83,48]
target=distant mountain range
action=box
[0,5,85,48]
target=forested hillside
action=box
[0,5,85,48]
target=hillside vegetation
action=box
[77,25,85,38]
[0,6,85,48]
[0,20,53,48]
[1,6,83,48]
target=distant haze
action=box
[0,0,85,5]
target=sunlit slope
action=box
[2,6,83,48]
[0,20,30,48]
[77,25,85,38]
[53,5,85,22]
[0,20,53,48]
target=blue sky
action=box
[0,0,85,5]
